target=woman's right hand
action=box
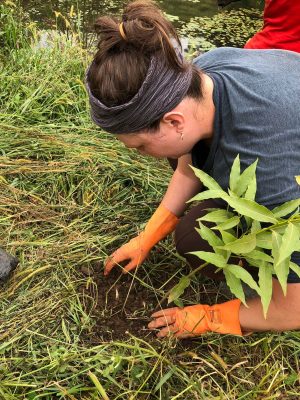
[104,233,150,276]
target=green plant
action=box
[0,1,33,53]
[169,156,300,316]
[2,6,300,399]
[180,8,263,48]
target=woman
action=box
[86,0,300,338]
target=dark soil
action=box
[86,263,177,342]
[79,260,230,343]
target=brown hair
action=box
[88,0,203,131]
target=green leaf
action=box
[88,371,109,400]
[196,222,224,247]
[221,234,256,254]
[221,230,237,244]
[198,209,234,223]
[277,223,300,265]
[236,159,258,197]
[189,251,227,269]
[196,223,228,258]
[290,261,300,278]
[251,220,261,233]
[226,194,277,224]
[229,154,240,193]
[272,231,290,295]
[174,298,184,307]
[244,176,257,201]
[190,165,224,191]
[258,262,273,318]
[226,264,260,294]
[168,276,190,304]
[213,216,240,231]
[154,368,175,392]
[223,269,246,306]
[244,256,275,274]
[272,230,281,261]
[244,216,252,230]
[188,189,225,203]
[275,257,290,296]
[246,249,273,263]
[256,231,273,249]
[272,199,300,218]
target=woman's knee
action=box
[174,200,233,280]
[174,202,258,281]
[175,202,219,271]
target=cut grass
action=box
[0,4,300,399]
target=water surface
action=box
[21,0,262,31]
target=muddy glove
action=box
[217,0,240,7]
[104,204,179,275]
[0,248,19,281]
[148,299,242,338]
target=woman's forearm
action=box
[240,279,300,332]
[161,155,202,217]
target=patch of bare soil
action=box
[79,261,230,343]
[85,264,175,342]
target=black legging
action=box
[169,158,258,281]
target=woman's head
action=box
[86,0,204,137]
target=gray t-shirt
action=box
[192,47,300,209]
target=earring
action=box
[180,132,184,141]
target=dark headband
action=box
[86,56,193,134]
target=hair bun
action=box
[94,0,183,70]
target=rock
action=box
[0,248,19,281]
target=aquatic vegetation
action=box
[181,8,263,50]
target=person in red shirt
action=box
[219,0,300,53]
[244,0,300,52]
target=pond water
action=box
[21,0,263,32]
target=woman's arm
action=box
[161,154,202,217]
[240,279,300,332]
[104,154,202,274]
[148,279,300,337]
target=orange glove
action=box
[104,204,179,275]
[148,299,242,338]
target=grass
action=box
[0,3,300,399]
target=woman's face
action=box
[116,126,195,159]
[116,94,215,159]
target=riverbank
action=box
[1,3,299,399]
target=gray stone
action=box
[0,248,19,281]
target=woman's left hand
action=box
[148,306,210,338]
[148,300,243,338]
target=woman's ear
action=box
[162,111,185,132]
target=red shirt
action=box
[244,0,300,52]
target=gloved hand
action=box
[104,204,179,275]
[148,299,242,338]
[0,248,19,281]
